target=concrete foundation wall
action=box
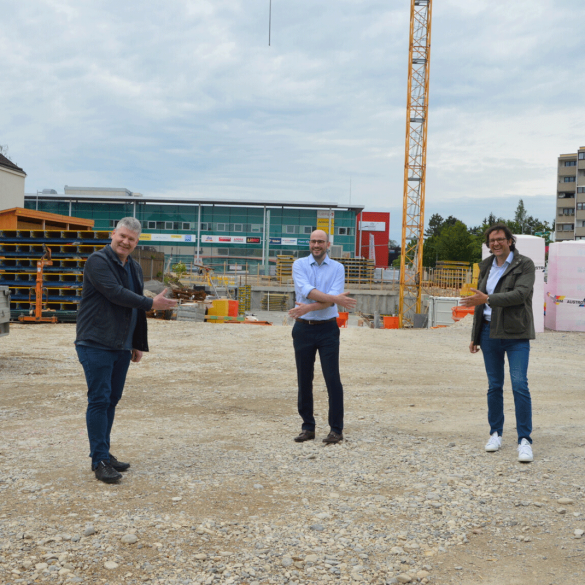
[246,286,401,315]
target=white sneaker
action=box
[517,439,533,463]
[485,432,502,452]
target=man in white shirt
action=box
[288,230,357,444]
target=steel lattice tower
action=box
[399,0,433,328]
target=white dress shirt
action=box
[484,251,514,321]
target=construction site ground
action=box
[1,314,584,585]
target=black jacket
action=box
[76,245,152,351]
[471,249,535,345]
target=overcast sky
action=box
[1,0,584,238]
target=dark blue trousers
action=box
[292,320,344,435]
[76,345,132,468]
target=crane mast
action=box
[398,0,433,328]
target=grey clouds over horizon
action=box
[1,0,584,238]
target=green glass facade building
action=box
[24,189,364,272]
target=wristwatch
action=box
[485,296,490,307]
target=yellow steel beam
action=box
[399,0,433,328]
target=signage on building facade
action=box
[317,210,335,234]
[197,235,252,244]
[246,237,261,244]
[139,233,197,242]
[359,221,386,232]
[270,237,282,245]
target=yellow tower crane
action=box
[398,0,433,328]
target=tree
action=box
[435,221,476,264]
[514,199,527,227]
[423,214,468,266]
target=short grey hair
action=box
[116,217,142,236]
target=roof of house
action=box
[0,153,26,175]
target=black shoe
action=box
[109,454,130,472]
[323,431,343,444]
[294,430,316,443]
[94,460,122,483]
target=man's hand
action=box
[333,292,357,310]
[469,342,479,354]
[288,301,330,319]
[131,349,143,363]
[152,288,178,310]
[460,288,488,308]
[289,302,310,319]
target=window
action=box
[563,176,576,183]
[338,227,348,235]
[563,208,575,216]
[156,222,165,229]
[558,192,575,198]
[578,187,585,193]
[182,222,191,230]
[251,224,263,232]
[562,224,574,231]
[165,221,173,230]
[577,236,585,240]
[216,223,226,231]
[200,222,210,231]
[580,152,585,160]
[284,225,297,234]
[577,203,585,211]
[233,224,243,232]
[565,160,577,167]
[109,220,118,228]
[302,226,314,234]
[148,221,156,229]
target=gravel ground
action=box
[1,315,584,585]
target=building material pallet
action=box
[276,256,294,282]
[0,230,111,320]
[332,257,375,284]
[238,285,251,314]
[261,293,289,311]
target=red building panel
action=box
[355,212,390,267]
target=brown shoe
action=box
[323,431,343,444]
[294,430,316,443]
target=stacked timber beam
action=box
[332,257,375,284]
[261,293,289,311]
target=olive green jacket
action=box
[471,250,536,345]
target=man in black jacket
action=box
[76,217,176,483]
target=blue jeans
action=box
[76,345,132,467]
[292,320,344,435]
[480,323,532,444]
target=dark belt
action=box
[482,318,491,324]
[295,317,337,325]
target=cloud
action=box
[1,0,583,241]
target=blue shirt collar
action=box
[310,254,330,266]
[491,250,514,269]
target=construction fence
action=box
[176,260,477,297]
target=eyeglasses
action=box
[488,237,508,244]
[310,239,327,244]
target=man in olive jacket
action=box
[76,217,176,483]
[461,223,535,463]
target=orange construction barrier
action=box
[451,306,475,322]
[383,316,399,329]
